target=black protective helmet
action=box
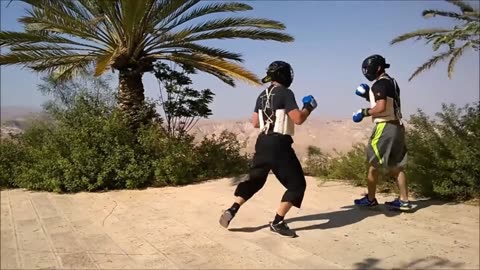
[362,54,390,81]
[261,60,294,87]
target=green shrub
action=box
[0,140,26,188]
[305,144,393,190]
[10,95,155,192]
[306,103,480,201]
[304,146,330,177]
[195,130,250,180]
[142,130,250,186]
[406,103,480,200]
[325,144,370,186]
[0,99,248,192]
[151,135,200,186]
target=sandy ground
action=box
[1,176,479,269]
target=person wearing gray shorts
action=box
[351,54,412,211]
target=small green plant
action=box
[304,146,330,177]
[153,63,215,138]
[195,130,250,180]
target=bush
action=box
[0,140,27,188]
[304,146,330,177]
[406,103,480,200]
[195,130,250,180]
[149,134,200,186]
[6,95,155,192]
[305,144,392,190]
[305,102,480,201]
[141,130,250,186]
[1,93,248,192]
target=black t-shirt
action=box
[371,74,402,117]
[254,84,299,129]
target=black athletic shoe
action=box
[269,221,297,238]
[219,209,234,228]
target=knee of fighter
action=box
[290,185,306,195]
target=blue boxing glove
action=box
[302,95,317,113]
[352,108,371,123]
[355,83,370,100]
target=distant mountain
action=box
[1,106,42,122]
[192,117,376,161]
[1,106,44,139]
[1,105,388,161]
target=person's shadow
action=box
[228,199,448,233]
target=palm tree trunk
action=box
[118,70,147,129]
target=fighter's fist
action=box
[352,108,370,123]
[302,95,317,113]
[355,83,370,99]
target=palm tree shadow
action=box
[228,199,447,233]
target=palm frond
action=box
[408,50,453,81]
[0,50,96,68]
[94,48,121,76]
[91,0,126,46]
[120,0,156,51]
[173,17,287,35]
[51,60,92,82]
[10,43,98,53]
[19,1,111,45]
[422,9,479,21]
[154,0,200,29]
[184,29,294,43]
[164,2,253,30]
[390,28,452,45]
[446,0,475,13]
[0,31,102,50]
[150,43,243,62]
[156,53,261,86]
[447,41,472,78]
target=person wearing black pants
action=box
[219,61,318,238]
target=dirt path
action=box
[1,176,479,269]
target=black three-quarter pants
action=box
[234,133,307,208]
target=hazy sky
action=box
[1,0,479,120]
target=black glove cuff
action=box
[362,108,371,117]
[303,104,314,113]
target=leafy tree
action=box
[0,0,294,128]
[153,63,214,138]
[37,69,117,111]
[390,0,479,81]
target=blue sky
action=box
[1,0,479,120]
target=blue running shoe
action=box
[385,198,412,211]
[354,195,379,207]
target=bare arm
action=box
[288,108,311,125]
[367,99,386,116]
[252,112,260,128]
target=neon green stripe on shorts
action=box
[371,122,386,165]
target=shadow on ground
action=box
[229,199,448,233]
[353,256,464,270]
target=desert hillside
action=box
[192,117,374,160]
[2,106,380,160]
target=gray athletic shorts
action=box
[366,121,408,169]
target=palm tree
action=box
[0,0,294,128]
[390,0,479,81]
